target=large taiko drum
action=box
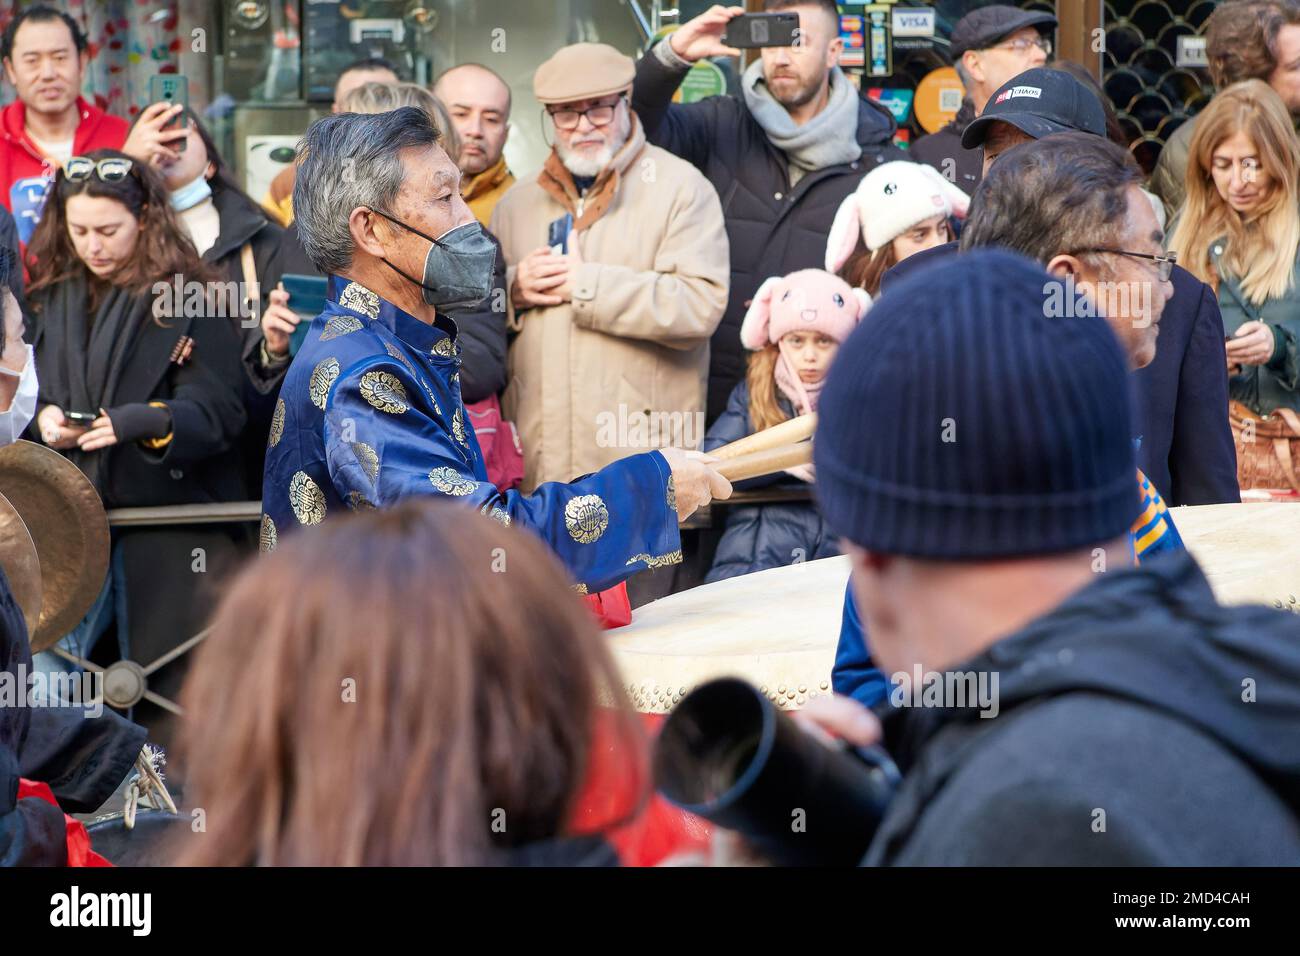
[609,503,1300,713]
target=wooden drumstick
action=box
[709,413,817,461]
[715,441,813,482]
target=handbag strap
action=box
[1273,438,1300,493]
[239,242,260,321]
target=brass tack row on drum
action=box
[610,504,1300,715]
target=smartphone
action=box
[65,411,97,426]
[148,74,189,153]
[280,273,329,357]
[547,213,573,254]
[723,12,800,49]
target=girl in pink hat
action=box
[701,268,870,582]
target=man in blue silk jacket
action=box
[261,107,731,594]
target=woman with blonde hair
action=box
[1168,79,1300,417]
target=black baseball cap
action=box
[950,5,1058,60]
[961,67,1107,149]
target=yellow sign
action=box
[914,66,965,134]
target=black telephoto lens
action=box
[654,677,900,866]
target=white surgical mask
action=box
[0,344,37,446]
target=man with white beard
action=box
[491,43,729,492]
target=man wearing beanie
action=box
[814,250,1300,865]
[492,43,728,494]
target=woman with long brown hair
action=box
[174,499,649,866]
[1168,79,1300,418]
[24,149,247,725]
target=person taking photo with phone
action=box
[23,150,247,726]
[631,1,905,425]
[127,106,291,487]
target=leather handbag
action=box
[1230,399,1300,492]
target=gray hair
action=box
[954,58,973,94]
[293,107,440,275]
[960,132,1141,266]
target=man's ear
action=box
[826,34,844,68]
[2,58,16,88]
[349,206,388,259]
[962,50,984,87]
[1046,253,1085,280]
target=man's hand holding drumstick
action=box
[658,447,733,521]
[658,413,818,521]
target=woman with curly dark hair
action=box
[23,149,247,730]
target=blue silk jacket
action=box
[260,277,682,593]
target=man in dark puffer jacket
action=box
[632,1,905,423]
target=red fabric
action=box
[581,581,632,630]
[466,394,524,492]
[568,711,711,867]
[0,97,129,212]
[17,779,113,867]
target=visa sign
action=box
[892,7,935,39]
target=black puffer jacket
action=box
[633,51,907,423]
[703,381,837,581]
[865,551,1300,865]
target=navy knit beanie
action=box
[814,249,1138,559]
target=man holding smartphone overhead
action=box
[632,1,906,424]
[0,6,129,245]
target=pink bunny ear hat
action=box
[739,269,871,351]
[824,161,971,273]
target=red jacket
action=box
[0,96,127,244]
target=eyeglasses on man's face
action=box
[546,95,626,132]
[1072,248,1178,282]
[992,35,1053,56]
[65,156,134,183]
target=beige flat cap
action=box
[533,42,635,105]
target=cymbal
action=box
[0,489,42,635]
[0,441,109,652]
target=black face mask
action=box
[367,206,496,310]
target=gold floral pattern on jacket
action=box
[452,406,468,446]
[565,494,609,544]
[308,357,341,410]
[665,475,676,514]
[289,471,326,525]
[320,313,365,340]
[352,442,380,483]
[259,514,277,552]
[432,336,456,359]
[626,550,683,569]
[338,282,380,319]
[268,398,285,448]
[360,370,409,414]
[481,503,510,526]
[428,465,479,496]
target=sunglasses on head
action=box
[65,156,134,183]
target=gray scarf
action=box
[742,59,862,181]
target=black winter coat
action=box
[1,565,146,865]
[633,52,907,423]
[865,551,1300,865]
[702,381,837,581]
